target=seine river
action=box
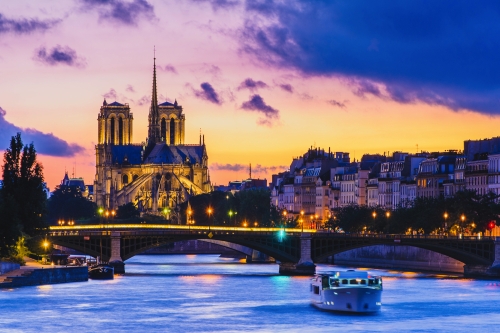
[2,254,500,332]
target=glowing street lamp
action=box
[386,211,391,218]
[207,207,213,229]
[300,210,305,232]
[372,211,377,219]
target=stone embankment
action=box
[0,259,88,289]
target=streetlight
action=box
[443,212,449,234]
[315,214,318,230]
[207,207,213,229]
[300,210,305,232]
[228,210,233,226]
[163,207,170,220]
[187,208,193,231]
[254,222,258,227]
[372,211,377,219]
[43,239,49,264]
[461,214,466,235]
[386,211,391,218]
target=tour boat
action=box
[310,270,382,313]
[88,263,114,280]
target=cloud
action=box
[278,83,293,93]
[211,162,287,174]
[0,13,59,34]
[242,1,500,115]
[126,84,135,93]
[328,100,346,108]
[33,45,86,68]
[80,0,155,26]
[240,94,279,126]
[136,95,150,106]
[103,88,118,100]
[193,82,222,104]
[237,78,268,91]
[199,63,222,78]
[190,0,240,11]
[211,163,247,172]
[0,107,84,157]
[159,64,178,74]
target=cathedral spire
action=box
[148,48,161,144]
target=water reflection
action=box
[0,254,500,332]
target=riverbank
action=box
[0,258,88,289]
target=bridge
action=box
[48,224,500,277]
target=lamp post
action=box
[386,211,390,218]
[228,210,233,227]
[315,214,318,230]
[187,208,193,231]
[282,210,287,229]
[461,214,466,235]
[300,210,305,232]
[207,207,213,229]
[443,212,448,235]
[43,239,49,264]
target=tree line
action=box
[326,190,499,235]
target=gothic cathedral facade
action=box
[94,58,211,222]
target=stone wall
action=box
[0,262,20,275]
[0,267,88,289]
[331,245,464,273]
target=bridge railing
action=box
[48,229,305,237]
[314,232,496,241]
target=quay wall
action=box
[330,245,464,273]
[0,262,20,275]
[0,267,88,289]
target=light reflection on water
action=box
[1,254,500,332]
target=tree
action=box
[46,185,97,223]
[0,133,46,257]
[116,202,140,219]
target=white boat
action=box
[310,270,382,313]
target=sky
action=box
[2,0,500,190]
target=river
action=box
[1,254,500,332]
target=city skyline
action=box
[3,1,500,190]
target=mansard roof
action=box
[111,145,143,165]
[144,143,204,165]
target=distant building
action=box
[60,172,93,201]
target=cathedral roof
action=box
[111,145,143,165]
[159,101,175,106]
[108,101,125,107]
[144,143,204,165]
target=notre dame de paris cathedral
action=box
[93,58,211,223]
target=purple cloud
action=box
[278,83,293,93]
[0,13,59,34]
[190,0,240,11]
[34,45,86,68]
[193,82,222,105]
[328,100,346,108]
[80,0,155,26]
[103,88,118,100]
[240,94,279,125]
[242,1,500,115]
[0,107,84,157]
[211,163,286,173]
[237,78,268,91]
[159,64,178,74]
[211,163,247,172]
[126,84,135,93]
[136,95,150,106]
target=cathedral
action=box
[93,58,211,222]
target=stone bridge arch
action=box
[311,235,495,266]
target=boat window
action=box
[313,285,320,295]
[330,278,340,287]
[360,279,367,285]
[368,278,381,286]
[349,279,358,285]
[341,279,348,284]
